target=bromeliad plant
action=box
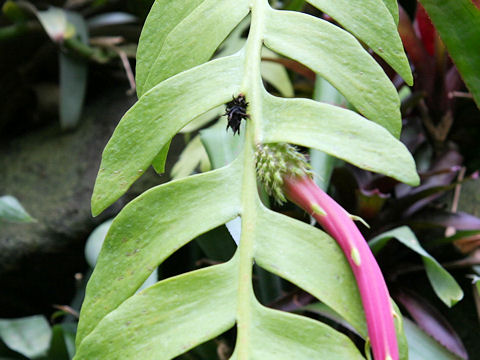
[74,0,420,359]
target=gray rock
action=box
[0,86,178,316]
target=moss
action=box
[0,86,172,315]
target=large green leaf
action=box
[261,93,420,186]
[34,6,72,42]
[238,303,364,359]
[370,226,463,307]
[75,260,238,360]
[302,301,409,360]
[136,0,250,96]
[264,9,402,137]
[91,54,244,215]
[418,0,480,108]
[78,163,242,344]
[82,0,417,358]
[305,0,410,83]
[254,206,366,336]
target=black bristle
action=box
[224,94,249,135]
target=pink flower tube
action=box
[283,175,398,360]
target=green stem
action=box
[0,22,111,63]
[0,22,40,41]
[63,38,112,63]
[235,0,267,358]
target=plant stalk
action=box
[235,0,268,358]
[283,175,399,360]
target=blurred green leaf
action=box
[179,105,223,134]
[0,316,51,359]
[302,302,361,336]
[46,325,70,360]
[200,123,244,245]
[171,136,211,180]
[35,7,72,43]
[0,338,29,359]
[200,121,245,169]
[87,12,137,28]
[404,318,462,360]
[313,76,347,106]
[284,0,306,11]
[84,219,114,268]
[195,225,236,262]
[310,76,345,191]
[59,11,88,130]
[261,48,294,97]
[0,195,35,223]
[151,141,171,175]
[418,0,480,108]
[2,1,29,22]
[370,226,464,307]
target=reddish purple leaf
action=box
[410,210,480,230]
[396,290,468,359]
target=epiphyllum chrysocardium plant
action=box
[73,0,419,359]
[256,143,402,360]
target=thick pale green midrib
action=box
[235,0,267,358]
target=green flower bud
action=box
[254,143,311,203]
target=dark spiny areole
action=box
[224,94,249,135]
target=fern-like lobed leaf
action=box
[76,0,419,359]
